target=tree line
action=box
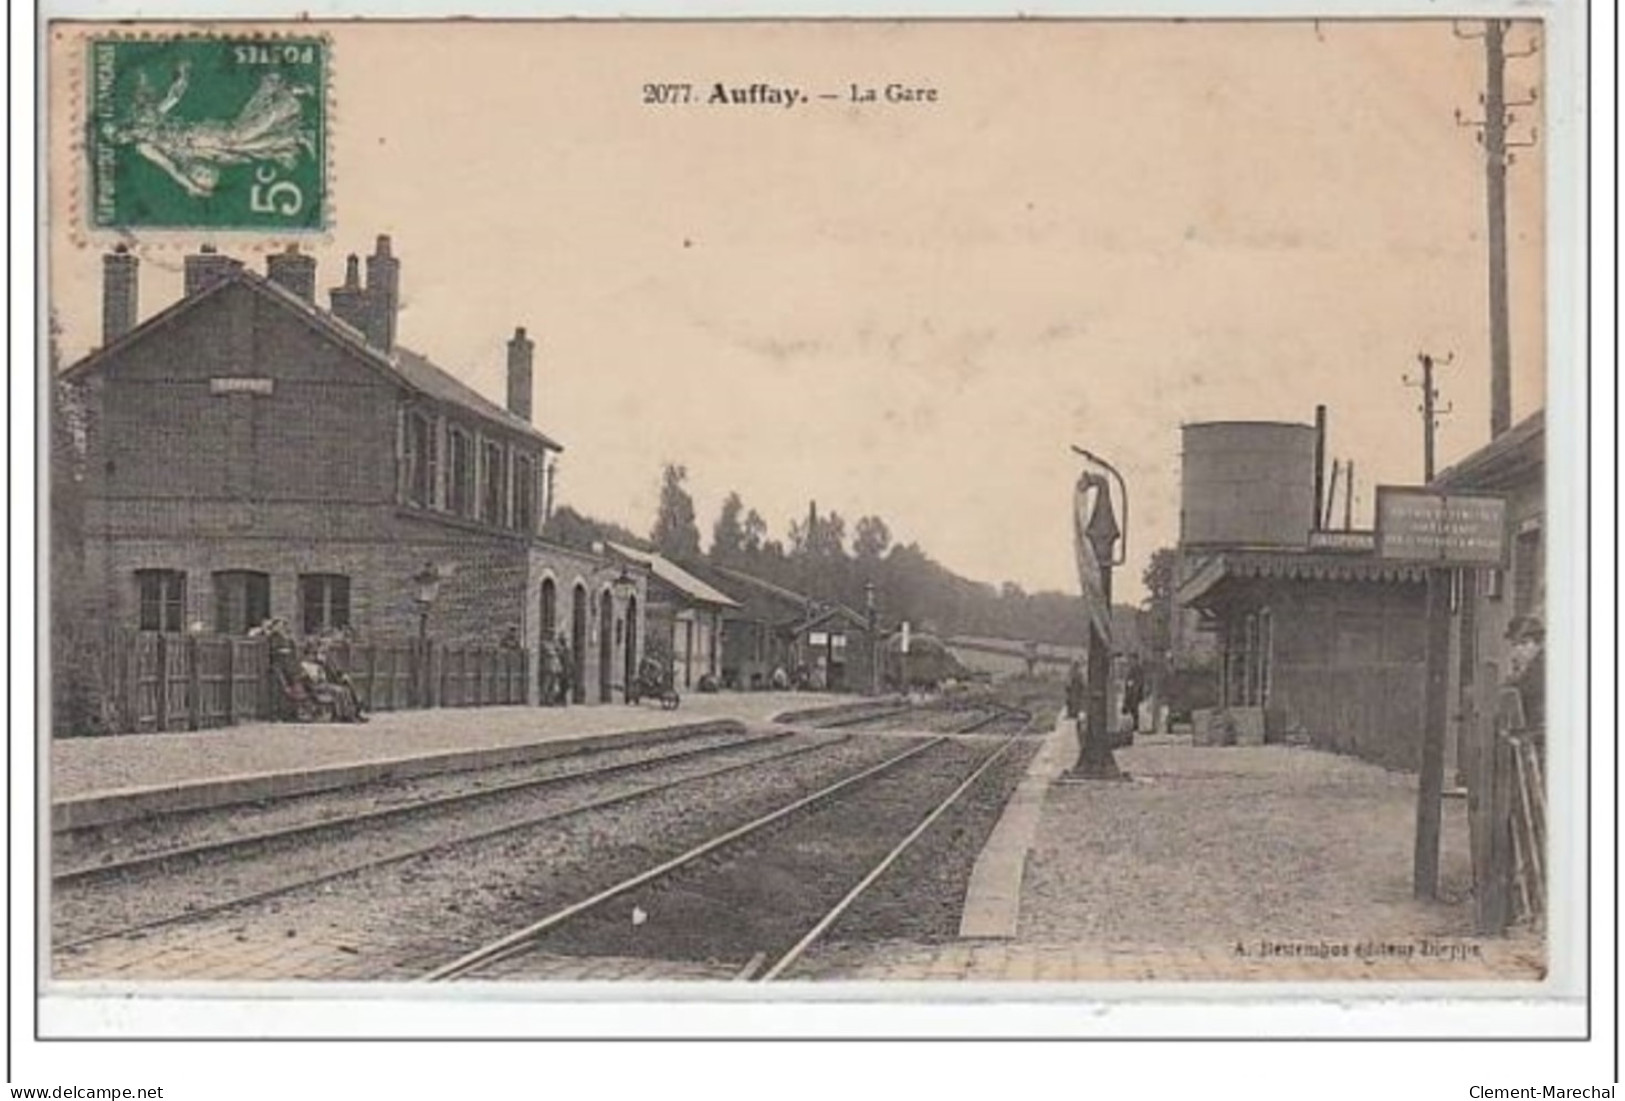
[543,462,1101,646]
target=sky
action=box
[47,20,1547,602]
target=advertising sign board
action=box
[1374,487,1508,565]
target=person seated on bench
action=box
[310,637,367,723]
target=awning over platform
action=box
[1178,550,1428,609]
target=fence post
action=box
[155,635,169,731]
[1479,732,1514,935]
[186,635,202,731]
[223,637,236,726]
[261,640,275,723]
[122,632,137,735]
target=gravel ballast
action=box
[493,737,1023,971]
[54,735,924,980]
[52,733,835,947]
[54,727,764,875]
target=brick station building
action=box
[63,237,643,706]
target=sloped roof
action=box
[1430,410,1543,491]
[793,603,870,634]
[708,564,815,609]
[1178,549,1427,608]
[392,345,560,449]
[705,565,872,629]
[605,542,740,608]
[62,267,562,451]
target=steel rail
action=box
[811,706,916,729]
[951,706,1032,735]
[55,730,791,887]
[421,736,948,981]
[760,735,1022,981]
[54,734,846,952]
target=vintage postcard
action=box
[38,10,1587,1050]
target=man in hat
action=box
[1503,615,1545,733]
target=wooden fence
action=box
[93,629,531,735]
[1463,674,1547,936]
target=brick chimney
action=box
[183,244,241,297]
[362,234,400,352]
[265,243,317,303]
[102,245,139,344]
[506,326,534,422]
[328,254,368,334]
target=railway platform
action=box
[50,692,832,830]
[798,714,1549,983]
[48,698,1549,985]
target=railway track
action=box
[422,732,1024,982]
[54,731,852,951]
[55,729,789,886]
[806,699,1032,736]
[950,703,1031,735]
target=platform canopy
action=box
[1177,550,1428,611]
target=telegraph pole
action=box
[1404,352,1454,482]
[1483,20,1511,438]
[1402,351,1458,896]
[1455,20,1538,439]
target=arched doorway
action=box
[598,589,613,703]
[623,596,638,698]
[538,578,557,699]
[570,583,587,704]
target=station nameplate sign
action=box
[1307,530,1376,553]
[1374,487,1507,565]
[210,377,275,396]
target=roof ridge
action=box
[63,266,562,449]
[606,543,740,608]
[391,342,562,449]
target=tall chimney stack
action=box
[362,234,400,352]
[183,244,240,297]
[102,245,139,345]
[1312,404,1327,532]
[506,326,535,422]
[265,243,317,303]
[329,254,368,334]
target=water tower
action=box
[1179,420,1318,549]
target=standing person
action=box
[1065,660,1085,720]
[1121,655,1146,735]
[262,618,302,721]
[538,634,560,707]
[1502,615,1545,734]
[555,631,574,707]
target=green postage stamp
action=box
[88,36,328,230]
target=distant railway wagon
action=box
[881,632,972,689]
